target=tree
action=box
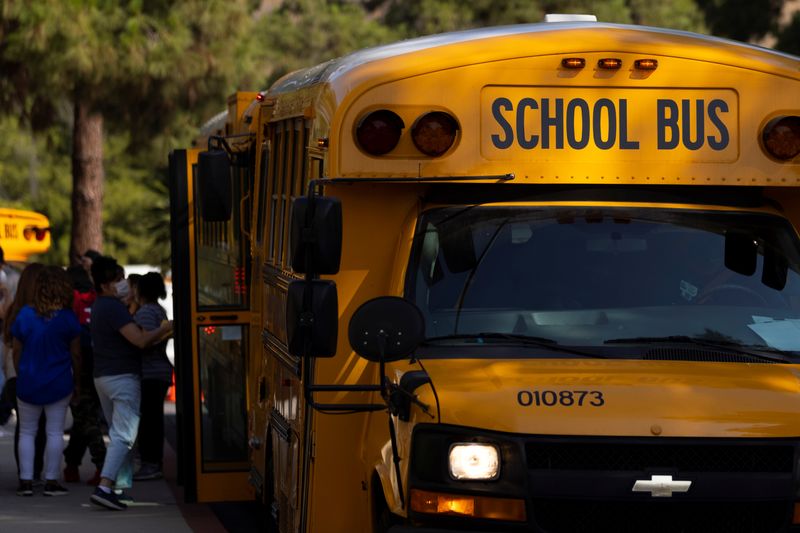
[376,0,706,37]
[0,0,261,265]
[255,0,398,86]
[695,0,784,42]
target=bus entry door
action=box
[169,148,255,502]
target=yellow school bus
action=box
[170,16,800,532]
[0,208,51,263]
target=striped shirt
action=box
[134,303,172,382]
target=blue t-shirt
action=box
[11,305,81,405]
[91,296,140,377]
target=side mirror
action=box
[348,297,425,362]
[289,196,342,275]
[197,149,232,222]
[286,280,338,358]
[724,230,757,277]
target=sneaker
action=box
[113,489,135,504]
[89,487,127,510]
[16,480,33,497]
[86,468,101,486]
[133,463,163,481]
[43,481,69,496]
[63,465,80,483]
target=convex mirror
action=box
[286,280,338,358]
[289,197,342,275]
[348,297,425,362]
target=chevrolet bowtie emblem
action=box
[632,475,692,497]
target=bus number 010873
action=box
[517,390,605,407]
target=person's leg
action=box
[42,395,70,481]
[34,412,46,480]
[94,375,140,488]
[85,386,107,471]
[139,379,168,466]
[16,399,43,481]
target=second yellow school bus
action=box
[0,208,51,263]
[170,16,800,533]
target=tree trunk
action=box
[70,96,104,266]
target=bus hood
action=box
[416,358,800,438]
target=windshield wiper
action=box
[603,336,791,363]
[422,333,606,359]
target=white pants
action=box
[17,395,71,481]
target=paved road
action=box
[0,408,230,532]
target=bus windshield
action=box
[407,206,800,357]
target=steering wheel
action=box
[696,283,769,306]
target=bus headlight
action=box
[449,443,500,480]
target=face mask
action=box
[115,279,130,300]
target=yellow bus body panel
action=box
[0,208,51,262]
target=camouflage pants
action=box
[63,384,107,468]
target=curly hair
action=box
[33,266,74,317]
[3,262,44,344]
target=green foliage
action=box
[255,0,398,86]
[776,11,800,55]
[0,116,72,265]
[0,0,259,268]
[694,0,783,41]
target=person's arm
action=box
[119,321,172,349]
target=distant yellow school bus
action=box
[0,208,51,263]
[170,16,800,533]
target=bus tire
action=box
[372,472,402,533]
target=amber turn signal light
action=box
[762,115,800,161]
[411,111,459,157]
[410,489,526,522]
[355,109,404,156]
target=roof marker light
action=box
[561,58,586,69]
[634,59,658,71]
[598,58,622,70]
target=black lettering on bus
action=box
[566,98,590,149]
[657,99,680,149]
[541,98,564,149]
[618,99,640,150]
[517,98,539,149]
[517,390,533,406]
[491,97,514,149]
[707,99,729,150]
[682,99,705,150]
[593,98,616,150]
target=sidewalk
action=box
[0,406,229,533]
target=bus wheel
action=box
[372,473,402,533]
